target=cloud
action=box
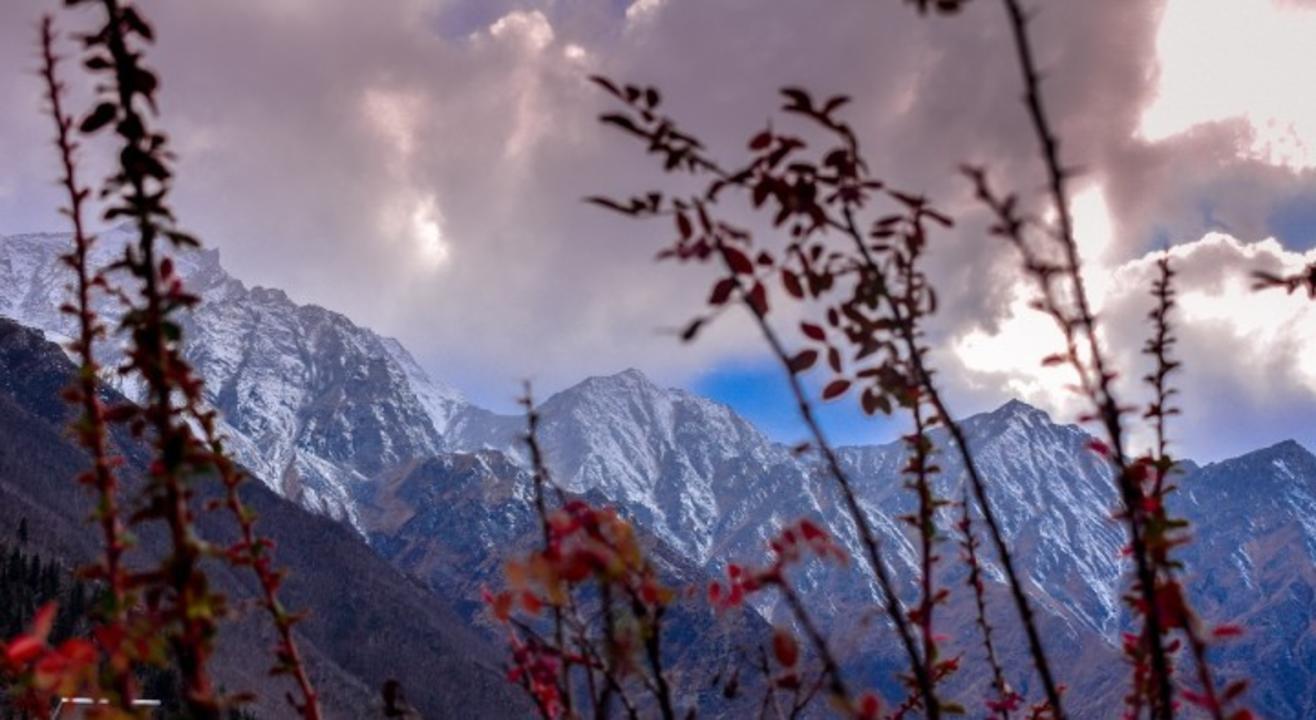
[946,232,1316,461]
[1141,0,1316,170]
[0,0,1314,457]
[624,0,666,26]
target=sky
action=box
[3,0,1316,461]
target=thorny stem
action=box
[558,593,605,718]
[640,604,677,720]
[520,384,574,719]
[998,1,1173,715]
[1145,258,1176,484]
[774,576,850,705]
[192,415,322,719]
[95,0,218,712]
[837,206,1063,718]
[595,582,641,720]
[39,15,137,708]
[908,398,940,711]
[590,66,1064,719]
[756,646,781,720]
[958,490,1011,720]
[713,240,931,713]
[1145,258,1227,720]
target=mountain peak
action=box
[1226,438,1313,464]
[1264,438,1309,455]
[608,367,655,384]
[1195,437,1316,488]
[976,398,1055,428]
[993,397,1047,415]
[573,367,661,394]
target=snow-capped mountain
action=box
[3,228,1314,716]
[443,373,1125,634]
[0,227,467,526]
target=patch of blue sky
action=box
[1266,190,1316,251]
[692,357,901,448]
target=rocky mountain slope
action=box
[3,229,1314,716]
[0,317,528,719]
[0,227,467,527]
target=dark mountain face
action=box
[0,318,529,719]
[1171,441,1316,717]
[354,450,780,719]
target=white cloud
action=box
[1140,0,1316,169]
[950,230,1316,460]
[362,87,423,163]
[625,0,667,26]
[488,10,555,52]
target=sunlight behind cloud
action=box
[952,287,1074,405]
[412,196,451,267]
[488,10,554,52]
[1072,186,1116,307]
[1141,0,1316,169]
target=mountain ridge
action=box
[3,228,1315,716]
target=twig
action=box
[39,14,138,708]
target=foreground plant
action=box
[586,75,1063,717]
[485,386,679,719]
[3,4,321,718]
[962,2,1248,717]
[577,2,1252,717]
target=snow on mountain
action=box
[1171,440,1316,717]
[4,228,1315,715]
[445,371,1122,633]
[443,366,1316,715]
[0,228,468,526]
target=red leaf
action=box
[55,638,96,664]
[772,629,799,667]
[1040,353,1066,367]
[749,131,772,151]
[827,346,842,373]
[4,635,43,665]
[676,212,693,240]
[80,102,117,134]
[1212,624,1244,639]
[31,603,57,642]
[861,388,887,416]
[723,246,754,275]
[1223,679,1249,702]
[856,692,881,720]
[800,322,825,342]
[799,519,825,541]
[781,269,804,299]
[822,379,851,400]
[789,350,818,374]
[747,283,769,315]
[708,278,735,306]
